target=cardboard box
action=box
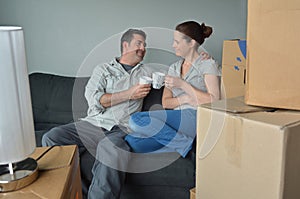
[0,145,82,199]
[246,0,300,110]
[196,97,300,199]
[190,187,196,199]
[222,39,246,66]
[221,40,246,99]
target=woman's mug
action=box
[152,72,165,89]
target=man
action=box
[42,29,151,199]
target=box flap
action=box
[243,110,300,128]
[201,96,270,113]
[31,145,75,170]
[222,39,247,66]
[221,64,246,99]
[0,192,42,199]
[0,145,80,199]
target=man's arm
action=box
[100,84,151,108]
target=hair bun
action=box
[201,23,213,39]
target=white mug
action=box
[139,76,153,84]
[152,72,165,89]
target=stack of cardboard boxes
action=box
[195,0,300,198]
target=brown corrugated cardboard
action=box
[196,97,300,199]
[245,0,300,110]
[222,40,246,66]
[221,40,246,99]
[190,187,195,199]
[0,145,82,199]
[221,64,246,99]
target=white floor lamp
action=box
[0,26,38,192]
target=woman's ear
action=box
[190,39,197,48]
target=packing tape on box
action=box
[198,110,242,167]
[198,109,225,159]
[224,116,242,167]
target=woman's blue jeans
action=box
[125,109,196,157]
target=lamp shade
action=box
[0,26,36,165]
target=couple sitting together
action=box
[42,20,221,199]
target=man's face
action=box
[123,34,146,62]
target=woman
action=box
[125,21,221,157]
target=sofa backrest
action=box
[29,72,163,130]
[142,86,164,111]
[29,73,89,129]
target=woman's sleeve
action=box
[201,59,221,76]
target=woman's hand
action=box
[164,76,185,89]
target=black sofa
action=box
[29,72,195,199]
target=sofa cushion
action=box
[29,73,89,129]
[120,185,190,199]
[126,154,195,187]
[142,86,164,111]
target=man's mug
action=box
[152,72,165,89]
[139,76,153,84]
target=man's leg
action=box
[88,126,131,199]
[42,120,106,199]
[42,121,105,154]
[42,122,83,147]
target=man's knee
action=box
[41,126,63,146]
[96,140,130,172]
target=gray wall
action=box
[0,0,247,76]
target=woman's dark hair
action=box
[120,29,146,53]
[175,21,213,46]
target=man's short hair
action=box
[120,29,146,53]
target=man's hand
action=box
[200,51,211,60]
[100,83,151,108]
[129,84,151,100]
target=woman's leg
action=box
[125,135,165,153]
[126,109,196,157]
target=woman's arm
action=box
[163,74,220,108]
[180,74,220,106]
[162,87,190,109]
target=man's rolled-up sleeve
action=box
[85,65,107,113]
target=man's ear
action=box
[122,41,129,53]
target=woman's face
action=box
[172,31,192,58]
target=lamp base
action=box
[0,157,38,192]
